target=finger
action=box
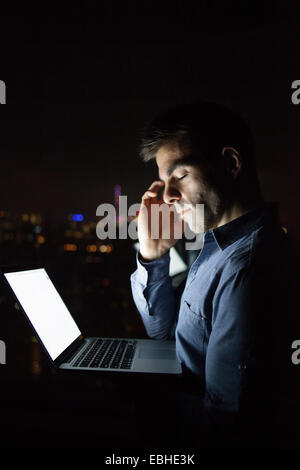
[141,182,164,203]
[141,187,163,201]
[147,180,164,192]
[141,190,158,202]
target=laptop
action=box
[3,267,182,375]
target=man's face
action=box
[156,143,228,233]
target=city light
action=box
[74,231,83,239]
[86,244,97,253]
[37,235,46,244]
[64,243,78,252]
[99,244,113,253]
[1,209,117,264]
[21,213,42,224]
[82,224,90,233]
[72,214,84,222]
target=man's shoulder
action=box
[217,222,287,278]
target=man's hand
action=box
[137,180,184,261]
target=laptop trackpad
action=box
[138,349,175,360]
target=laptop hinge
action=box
[54,335,85,367]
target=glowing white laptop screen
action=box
[4,268,81,361]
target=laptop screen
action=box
[4,268,81,361]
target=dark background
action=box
[0,1,300,452]
[1,2,300,230]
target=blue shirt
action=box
[131,203,288,415]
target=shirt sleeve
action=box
[130,252,177,340]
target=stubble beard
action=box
[189,186,229,233]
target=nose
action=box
[163,182,182,205]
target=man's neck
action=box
[215,197,264,228]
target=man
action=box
[130,101,293,448]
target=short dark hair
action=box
[139,100,257,180]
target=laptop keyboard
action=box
[71,339,137,370]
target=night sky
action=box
[1,3,300,234]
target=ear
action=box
[221,146,242,179]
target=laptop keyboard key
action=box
[71,339,136,370]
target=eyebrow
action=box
[162,156,196,179]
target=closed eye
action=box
[178,174,187,181]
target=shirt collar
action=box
[204,202,280,251]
